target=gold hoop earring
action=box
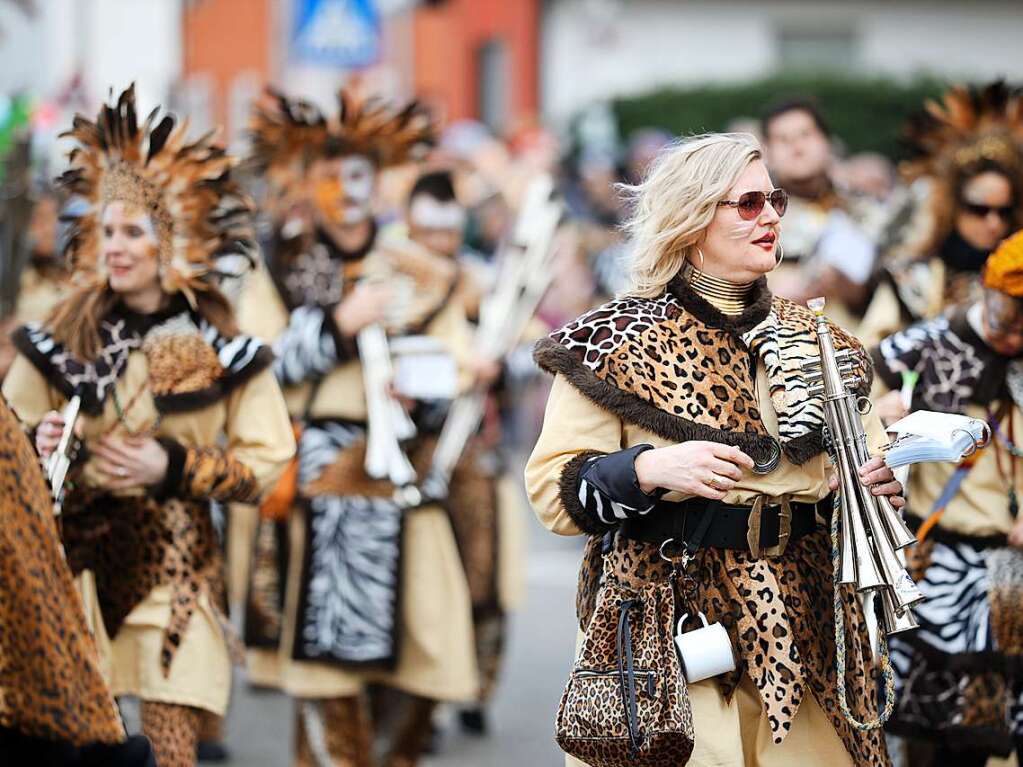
[772,242,784,271]
[694,248,705,271]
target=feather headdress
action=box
[903,80,1023,180]
[246,86,436,187]
[57,84,257,307]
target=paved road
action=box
[173,509,583,766]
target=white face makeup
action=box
[311,154,378,226]
[340,155,376,224]
[409,196,467,231]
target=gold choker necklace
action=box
[682,261,754,315]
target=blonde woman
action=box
[526,133,904,766]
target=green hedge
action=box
[611,74,952,160]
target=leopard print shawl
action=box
[534,275,871,467]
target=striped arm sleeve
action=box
[559,444,661,535]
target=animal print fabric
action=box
[536,281,870,468]
[140,701,201,767]
[556,565,695,767]
[888,539,1023,753]
[0,397,124,747]
[874,314,987,413]
[62,490,229,676]
[181,446,260,503]
[598,530,889,765]
[742,298,872,460]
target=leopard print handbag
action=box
[555,562,695,767]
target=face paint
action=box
[312,154,377,225]
[409,196,467,231]
[984,289,1023,337]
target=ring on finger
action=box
[116,466,128,478]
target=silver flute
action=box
[802,297,922,636]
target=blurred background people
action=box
[861,81,1023,347]
[872,230,1023,767]
[761,98,878,329]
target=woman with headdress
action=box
[240,88,479,767]
[873,230,1023,766]
[526,132,905,766]
[2,85,295,767]
[860,80,1023,349]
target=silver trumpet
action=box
[802,297,922,636]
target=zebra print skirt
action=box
[886,533,1023,755]
[291,420,407,669]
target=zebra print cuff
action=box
[558,446,661,535]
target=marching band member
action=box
[874,229,1023,767]
[241,88,478,767]
[526,133,904,767]
[861,81,1023,347]
[3,85,295,767]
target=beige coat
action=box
[236,258,480,702]
[3,351,294,715]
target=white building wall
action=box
[0,0,182,111]
[542,0,1023,123]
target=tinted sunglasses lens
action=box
[769,189,789,217]
[736,191,766,220]
[965,202,1014,221]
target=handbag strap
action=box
[616,598,643,756]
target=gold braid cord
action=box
[57,84,257,306]
[830,494,896,731]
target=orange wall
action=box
[182,0,273,128]
[413,0,540,128]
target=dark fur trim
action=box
[152,344,274,414]
[10,324,95,411]
[781,431,826,466]
[534,339,781,467]
[666,274,773,336]
[558,450,614,536]
[151,437,188,501]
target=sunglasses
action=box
[717,189,789,220]
[962,201,1014,221]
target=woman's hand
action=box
[334,283,394,336]
[634,441,755,500]
[828,455,906,510]
[35,410,66,459]
[874,390,909,426]
[91,435,169,491]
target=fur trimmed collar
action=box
[13,305,272,416]
[535,284,871,467]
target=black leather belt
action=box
[619,494,832,558]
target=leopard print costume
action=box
[0,397,124,747]
[536,275,887,766]
[140,701,201,767]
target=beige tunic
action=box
[241,266,480,702]
[3,353,294,715]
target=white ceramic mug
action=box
[674,612,736,684]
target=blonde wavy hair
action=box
[623,133,763,297]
